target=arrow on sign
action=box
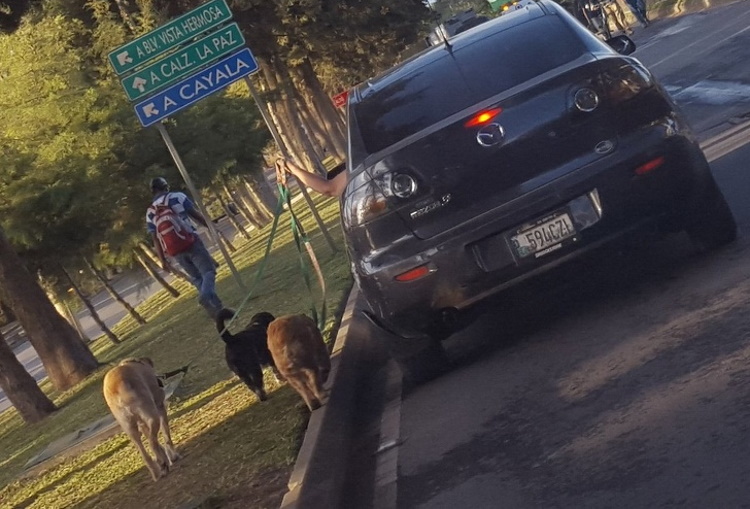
[132,77,147,92]
[116,51,133,66]
[142,103,159,118]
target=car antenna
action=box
[428,2,453,50]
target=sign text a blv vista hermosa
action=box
[107,0,232,76]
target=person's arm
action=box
[178,193,209,228]
[186,207,209,228]
[277,158,348,198]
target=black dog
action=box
[215,309,279,401]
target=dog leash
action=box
[278,181,328,331]
[161,192,287,379]
[161,172,329,379]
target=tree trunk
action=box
[258,58,305,163]
[137,242,195,283]
[221,178,263,229]
[84,258,146,325]
[0,228,98,391]
[273,58,318,171]
[216,227,237,253]
[0,300,16,325]
[61,266,120,345]
[244,174,277,218]
[215,190,251,240]
[0,331,57,423]
[236,178,272,225]
[113,0,138,33]
[133,247,181,297]
[299,57,347,158]
[63,300,88,343]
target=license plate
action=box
[511,212,576,258]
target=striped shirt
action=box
[146,192,197,234]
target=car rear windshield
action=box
[352,16,587,155]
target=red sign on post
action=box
[332,90,349,109]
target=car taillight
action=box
[600,62,653,103]
[634,156,665,175]
[343,179,390,227]
[395,264,432,282]
[464,107,502,128]
[343,167,420,226]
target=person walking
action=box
[146,177,224,318]
[622,0,649,27]
[603,0,633,34]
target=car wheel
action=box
[392,338,452,387]
[361,310,452,386]
[686,178,737,250]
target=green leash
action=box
[167,192,287,376]
[167,180,328,378]
[278,183,328,331]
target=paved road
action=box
[343,3,750,508]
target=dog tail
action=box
[215,308,236,342]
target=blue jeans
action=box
[623,0,648,24]
[173,239,223,316]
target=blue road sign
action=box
[134,48,258,127]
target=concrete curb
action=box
[280,286,370,509]
[372,360,404,509]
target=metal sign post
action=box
[243,76,338,254]
[156,123,246,291]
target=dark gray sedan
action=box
[342,0,736,383]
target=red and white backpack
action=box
[152,194,196,256]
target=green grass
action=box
[0,192,353,509]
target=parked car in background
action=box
[343,0,736,383]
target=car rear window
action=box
[351,16,587,155]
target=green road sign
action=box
[108,0,232,76]
[120,23,245,101]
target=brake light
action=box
[464,108,502,128]
[634,156,665,175]
[395,264,432,282]
[601,63,653,103]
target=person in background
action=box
[146,177,225,318]
[603,0,633,34]
[622,0,649,27]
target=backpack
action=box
[152,194,196,256]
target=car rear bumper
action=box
[353,120,712,336]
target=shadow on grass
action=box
[13,441,128,509]
[70,387,310,509]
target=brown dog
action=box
[267,315,331,411]
[102,358,180,481]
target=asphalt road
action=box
[345,3,750,508]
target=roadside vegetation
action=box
[0,193,352,509]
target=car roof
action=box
[352,0,556,102]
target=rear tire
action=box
[361,310,452,387]
[686,178,737,250]
[392,339,451,388]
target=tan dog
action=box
[267,315,331,411]
[103,358,180,481]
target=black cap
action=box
[150,177,169,192]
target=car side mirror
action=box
[606,35,636,55]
